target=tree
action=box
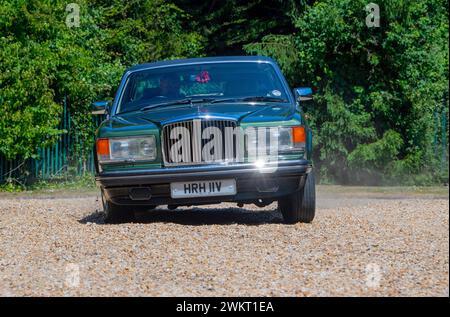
[245,0,449,184]
[0,0,204,161]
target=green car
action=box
[93,56,315,224]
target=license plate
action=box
[170,179,236,198]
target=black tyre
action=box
[102,193,135,224]
[279,171,316,224]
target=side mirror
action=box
[92,100,111,115]
[294,87,313,101]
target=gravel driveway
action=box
[0,186,448,296]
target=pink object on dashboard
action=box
[195,71,210,83]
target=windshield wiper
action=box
[140,98,216,112]
[139,95,288,111]
[209,96,288,104]
[240,96,288,102]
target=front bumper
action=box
[96,159,312,206]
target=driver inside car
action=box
[142,74,182,100]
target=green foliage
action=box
[0,0,204,161]
[245,0,449,184]
[0,174,96,192]
[173,0,302,55]
[349,130,403,169]
[29,173,96,191]
[244,34,299,82]
[0,180,26,192]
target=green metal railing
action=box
[0,98,105,185]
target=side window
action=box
[121,76,137,105]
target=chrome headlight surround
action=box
[245,126,306,155]
[96,136,157,163]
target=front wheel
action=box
[278,172,316,224]
[102,193,135,224]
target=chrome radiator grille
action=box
[162,119,238,166]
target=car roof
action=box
[126,56,276,72]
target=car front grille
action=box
[162,119,239,166]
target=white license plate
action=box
[170,179,236,198]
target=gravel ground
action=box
[0,187,448,296]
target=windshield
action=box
[116,62,289,113]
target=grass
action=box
[0,174,98,198]
[317,184,449,198]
